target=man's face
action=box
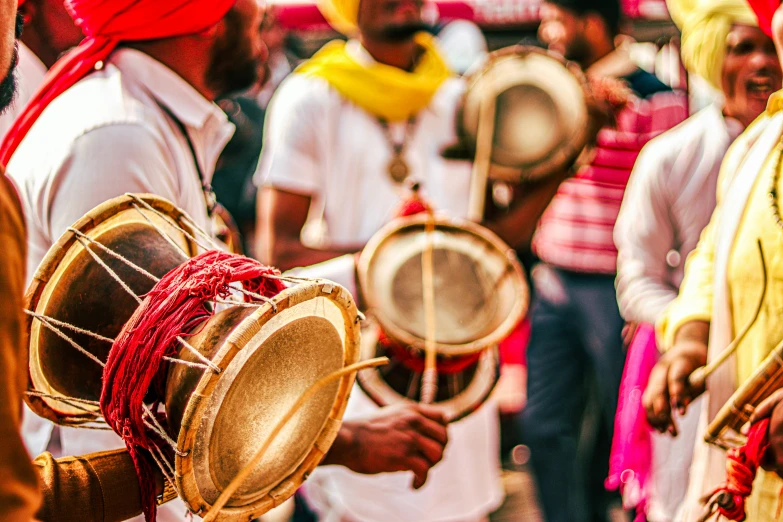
[722,24,781,127]
[357,0,428,43]
[207,0,267,96]
[0,0,21,115]
[538,3,591,63]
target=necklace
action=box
[768,136,783,230]
[378,117,417,184]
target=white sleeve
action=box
[614,141,679,324]
[254,76,327,196]
[46,124,179,241]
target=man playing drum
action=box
[519,1,688,521]
[1,0,449,520]
[614,0,781,520]
[644,1,783,520]
[256,0,515,520]
[612,1,780,517]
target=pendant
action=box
[388,153,410,184]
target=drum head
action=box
[358,214,528,357]
[356,323,498,422]
[461,46,589,181]
[171,280,360,519]
[25,194,198,423]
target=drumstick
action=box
[688,240,767,390]
[467,73,497,222]
[421,215,438,404]
[201,356,389,522]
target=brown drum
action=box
[459,45,591,183]
[356,214,528,420]
[24,194,361,520]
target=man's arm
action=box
[615,142,679,325]
[320,403,449,490]
[34,449,162,522]
[257,187,361,270]
[0,173,41,522]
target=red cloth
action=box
[0,0,237,165]
[748,0,778,37]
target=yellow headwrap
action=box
[666,0,758,90]
[318,0,361,35]
[297,32,452,121]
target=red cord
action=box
[100,250,285,522]
[703,418,771,521]
[378,329,481,375]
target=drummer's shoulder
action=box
[266,73,343,116]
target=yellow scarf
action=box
[296,33,452,122]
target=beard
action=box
[378,21,431,42]
[0,13,24,115]
[206,10,259,97]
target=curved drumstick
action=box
[202,356,389,522]
[688,240,767,390]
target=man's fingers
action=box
[412,404,448,425]
[668,359,695,411]
[644,364,671,432]
[408,410,449,446]
[406,455,432,489]
[412,433,446,465]
[750,389,783,425]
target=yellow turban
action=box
[666,0,758,90]
[319,0,361,35]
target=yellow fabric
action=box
[666,0,757,90]
[657,96,783,520]
[296,33,451,122]
[318,0,361,35]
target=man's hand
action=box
[749,389,783,478]
[322,403,449,489]
[622,322,638,351]
[643,339,707,436]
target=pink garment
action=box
[606,323,659,521]
[498,319,530,367]
[534,91,688,274]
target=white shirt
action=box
[614,104,744,325]
[8,48,235,522]
[0,42,47,139]
[257,41,503,522]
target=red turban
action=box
[748,0,780,37]
[0,0,237,165]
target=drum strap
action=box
[157,102,218,218]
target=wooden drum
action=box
[24,194,361,521]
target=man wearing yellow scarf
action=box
[642,1,783,521]
[254,1,503,521]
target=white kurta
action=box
[615,104,743,325]
[614,105,743,521]
[256,41,503,522]
[0,42,47,139]
[8,48,235,522]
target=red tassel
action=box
[100,251,285,522]
[396,182,432,218]
[700,419,771,522]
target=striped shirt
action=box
[533,69,688,274]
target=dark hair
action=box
[547,0,621,35]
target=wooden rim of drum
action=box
[23,194,199,425]
[176,279,361,520]
[357,214,528,356]
[356,323,498,422]
[458,45,591,180]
